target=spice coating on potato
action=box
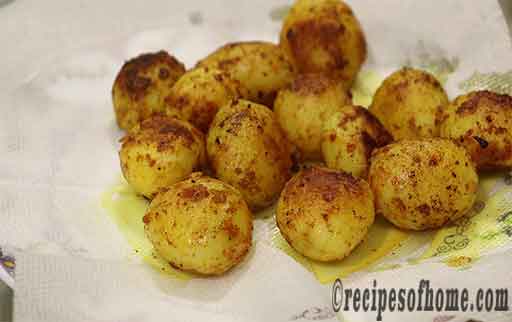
[322,105,392,177]
[197,41,295,107]
[207,99,293,210]
[276,166,375,262]
[119,116,206,199]
[280,0,367,89]
[112,51,186,131]
[369,67,449,140]
[368,139,478,230]
[143,173,253,275]
[439,90,512,170]
[164,66,246,132]
[274,73,351,160]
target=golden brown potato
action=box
[280,0,367,89]
[368,139,478,230]
[207,99,293,209]
[276,166,375,261]
[143,173,253,275]
[439,90,512,170]
[197,41,295,107]
[119,116,205,199]
[322,105,392,177]
[369,67,449,140]
[112,51,186,131]
[274,73,351,160]
[164,66,246,132]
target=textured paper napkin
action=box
[1,0,512,321]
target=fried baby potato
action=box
[322,105,392,177]
[439,90,512,170]
[276,166,375,262]
[369,67,449,140]
[165,66,246,132]
[197,41,295,107]
[207,99,293,210]
[143,173,253,275]
[274,73,351,160]
[119,116,205,199]
[112,51,186,131]
[368,139,478,230]
[280,0,367,89]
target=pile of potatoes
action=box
[112,0,512,275]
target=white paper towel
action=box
[1,0,512,321]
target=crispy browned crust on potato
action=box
[119,116,206,198]
[369,67,449,140]
[207,99,293,209]
[274,73,351,160]
[280,0,366,88]
[197,41,295,107]
[369,139,478,230]
[322,105,393,177]
[112,51,186,130]
[121,115,203,151]
[164,66,245,132]
[143,173,253,275]
[440,90,512,170]
[276,166,374,261]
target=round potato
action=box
[164,66,246,132]
[274,73,351,160]
[276,166,375,261]
[207,99,293,209]
[197,41,295,107]
[143,173,253,275]
[368,139,478,230]
[322,105,393,177]
[112,51,186,131]
[369,67,449,140]
[280,0,367,89]
[119,116,205,199]
[439,90,512,170]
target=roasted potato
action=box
[439,90,512,170]
[112,51,186,131]
[369,67,449,140]
[164,66,246,132]
[368,139,478,230]
[280,0,367,89]
[274,73,351,160]
[207,99,293,209]
[143,173,253,275]
[276,166,375,262]
[322,105,392,177]
[119,116,205,199]
[197,41,295,107]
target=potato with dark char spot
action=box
[276,166,375,262]
[322,105,392,177]
[112,51,186,131]
[280,0,367,89]
[164,66,247,132]
[207,99,293,210]
[368,139,478,230]
[274,73,351,160]
[196,41,295,107]
[369,67,449,140]
[119,116,206,199]
[143,173,253,275]
[439,90,512,170]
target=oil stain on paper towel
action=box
[101,180,193,280]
